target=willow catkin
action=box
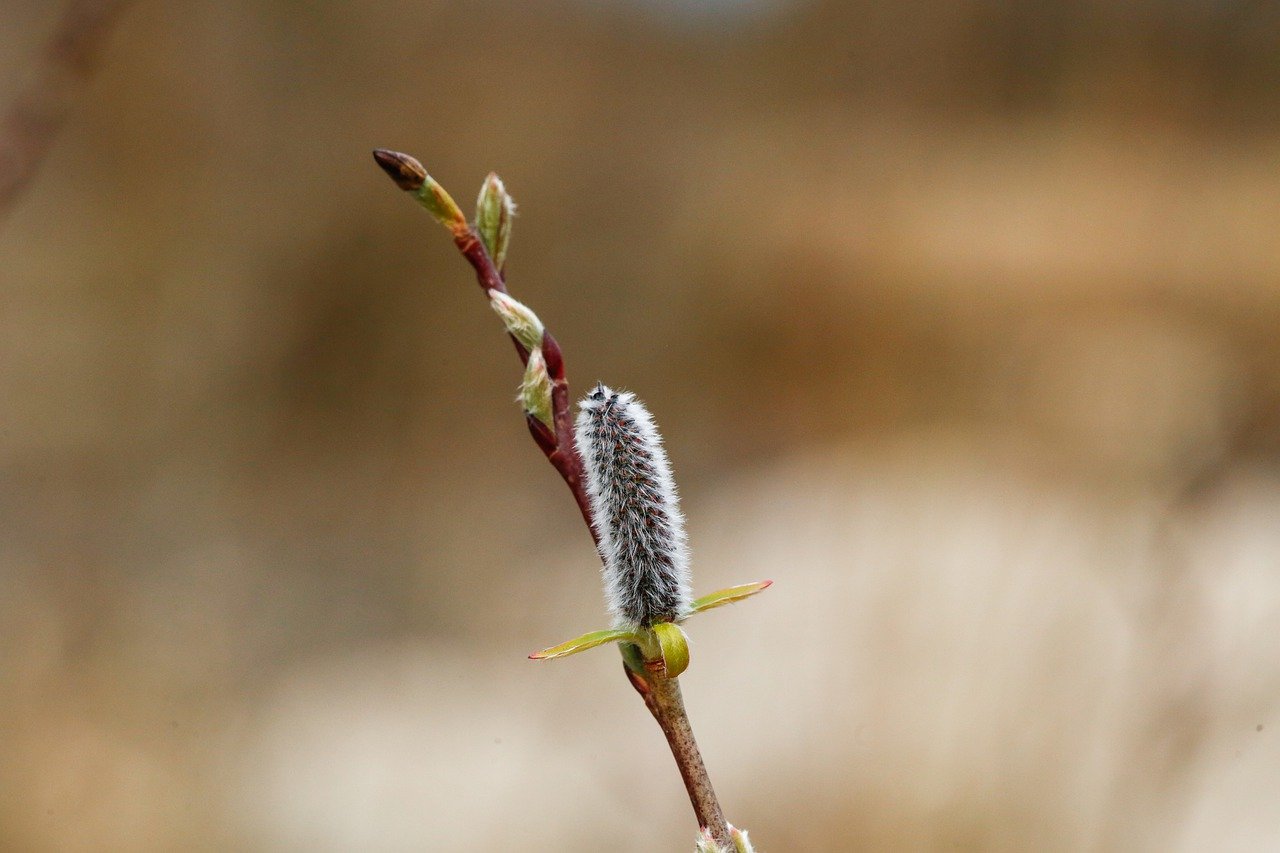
[575,384,691,628]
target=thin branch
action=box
[0,0,129,223]
[450,220,597,544]
[627,664,732,841]
[373,149,733,846]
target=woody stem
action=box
[452,220,730,844]
[374,152,728,842]
[627,665,732,844]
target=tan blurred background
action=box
[2,0,1279,849]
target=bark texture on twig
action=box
[627,664,732,842]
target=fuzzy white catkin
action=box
[575,384,692,628]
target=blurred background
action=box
[1,0,1278,849]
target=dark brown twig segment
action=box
[373,150,730,846]
[0,0,129,223]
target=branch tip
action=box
[372,148,426,191]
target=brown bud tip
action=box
[372,149,427,191]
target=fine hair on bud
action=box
[576,384,691,628]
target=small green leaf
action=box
[652,621,689,678]
[529,628,643,661]
[688,580,773,615]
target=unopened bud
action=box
[371,149,466,231]
[520,348,554,430]
[652,621,690,678]
[475,173,516,270]
[488,289,545,352]
[372,149,426,190]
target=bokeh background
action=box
[2,0,1279,849]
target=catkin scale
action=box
[576,384,691,628]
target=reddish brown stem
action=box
[452,227,508,297]
[374,150,730,845]
[449,224,598,547]
[627,666,732,844]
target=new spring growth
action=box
[578,384,691,629]
[519,348,554,430]
[475,173,515,272]
[530,384,772,677]
[371,151,565,450]
[371,149,467,234]
[487,290,552,429]
[488,289,544,353]
[372,154,759,845]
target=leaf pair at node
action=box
[528,580,773,679]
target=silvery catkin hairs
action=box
[576,384,692,629]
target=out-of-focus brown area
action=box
[2,1,1278,849]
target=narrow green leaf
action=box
[688,580,773,615]
[529,628,642,661]
[652,621,689,678]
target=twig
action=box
[373,149,735,846]
[629,664,731,840]
[0,0,128,224]
[449,227,596,540]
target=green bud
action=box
[651,621,689,678]
[488,289,545,352]
[475,172,516,270]
[520,348,554,430]
[730,827,756,853]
